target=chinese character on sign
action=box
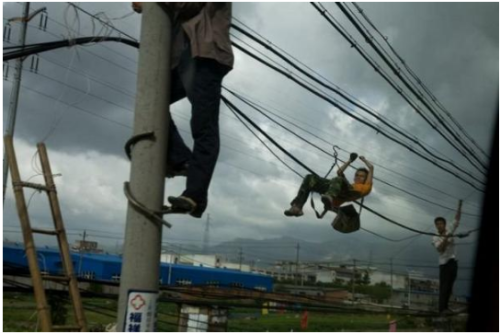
[129,312,142,323]
[128,324,140,332]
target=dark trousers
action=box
[439,258,458,312]
[291,174,351,208]
[167,47,230,214]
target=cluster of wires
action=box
[311,2,488,176]
[2,3,486,241]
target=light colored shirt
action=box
[432,230,456,265]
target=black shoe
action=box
[190,201,207,218]
[284,206,304,217]
[165,162,189,178]
[168,196,196,213]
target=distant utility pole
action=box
[238,247,243,270]
[3,2,30,203]
[203,214,210,254]
[351,259,357,302]
[116,3,173,332]
[390,258,394,309]
[78,230,87,276]
[295,243,300,285]
[407,271,411,309]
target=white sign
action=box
[124,291,158,332]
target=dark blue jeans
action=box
[439,258,458,312]
[167,51,230,216]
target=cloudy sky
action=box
[2,2,498,294]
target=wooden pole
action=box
[4,135,52,331]
[38,142,87,331]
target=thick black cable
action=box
[231,23,483,182]
[334,2,488,172]
[224,88,482,211]
[311,2,486,177]
[230,104,303,178]
[224,88,481,217]
[222,96,319,177]
[360,227,420,242]
[230,40,485,191]
[3,36,139,61]
[3,35,485,190]
[3,34,482,232]
[332,5,484,174]
[343,2,489,170]
[222,94,479,238]
[350,2,490,160]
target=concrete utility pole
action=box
[238,247,243,270]
[407,271,411,309]
[78,230,87,276]
[116,3,173,332]
[3,2,30,203]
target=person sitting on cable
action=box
[284,153,374,217]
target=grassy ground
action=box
[3,291,466,332]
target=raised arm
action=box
[359,156,374,184]
[436,200,462,252]
[337,153,357,177]
[451,199,462,234]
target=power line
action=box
[349,2,490,161]
[4,30,486,192]
[329,2,488,174]
[222,86,482,202]
[224,88,481,217]
[230,22,484,182]
[222,94,480,239]
[230,40,485,191]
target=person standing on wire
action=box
[284,154,374,217]
[432,200,462,315]
[132,2,234,218]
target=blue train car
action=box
[3,245,273,292]
[159,263,272,291]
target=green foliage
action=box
[88,282,103,294]
[47,293,68,325]
[355,282,391,303]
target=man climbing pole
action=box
[132,2,234,218]
[432,200,462,315]
[284,153,374,217]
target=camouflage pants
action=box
[291,174,351,208]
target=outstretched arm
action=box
[359,156,374,184]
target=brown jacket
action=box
[167,2,234,69]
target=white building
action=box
[369,270,407,290]
[160,253,252,272]
[220,261,251,272]
[315,270,337,283]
